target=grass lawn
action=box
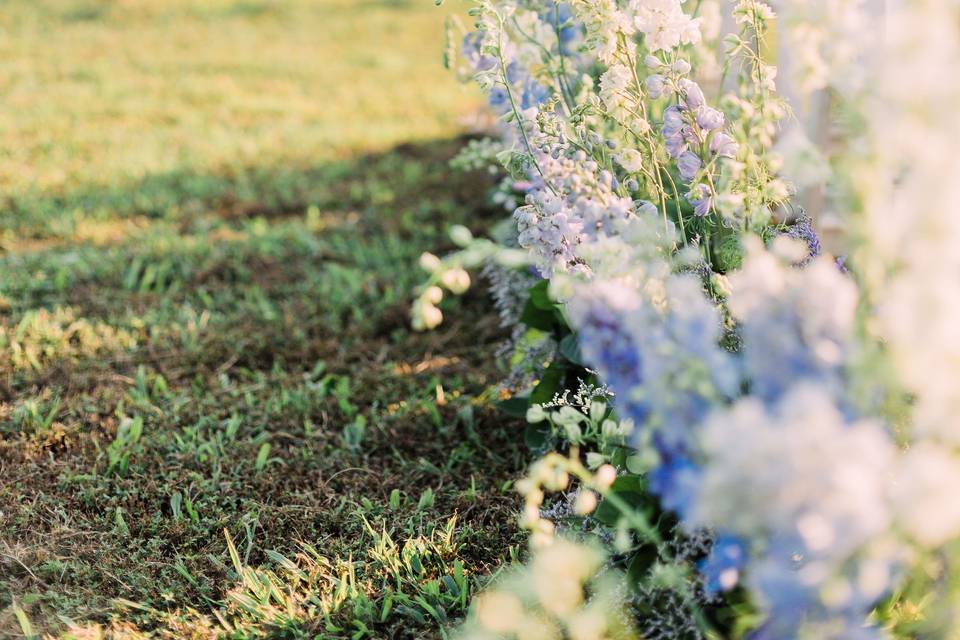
[0,2,525,638]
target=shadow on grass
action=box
[3,136,490,241]
[1,137,508,395]
[0,137,527,639]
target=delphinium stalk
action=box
[419,1,960,637]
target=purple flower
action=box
[679,79,705,109]
[665,133,688,158]
[710,132,739,158]
[646,74,666,99]
[461,33,497,71]
[678,151,702,181]
[575,301,649,424]
[784,215,822,266]
[662,105,685,136]
[681,124,700,145]
[696,106,725,131]
[686,183,713,217]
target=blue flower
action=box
[699,534,748,595]
[506,61,525,85]
[649,455,701,517]
[547,3,581,55]
[662,105,685,136]
[576,297,650,425]
[488,86,510,112]
[520,79,550,110]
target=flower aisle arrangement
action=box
[414,0,960,637]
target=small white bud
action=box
[595,464,617,489]
[573,491,598,516]
[419,252,442,272]
[424,285,443,305]
[449,225,473,247]
[420,304,443,330]
[440,268,471,294]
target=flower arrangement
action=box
[417,0,960,637]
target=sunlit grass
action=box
[0,0,480,238]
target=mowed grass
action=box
[0,0,481,240]
[0,2,525,638]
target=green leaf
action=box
[255,443,271,471]
[627,544,659,588]
[559,334,584,366]
[496,396,530,418]
[524,422,552,451]
[519,298,555,331]
[593,476,655,527]
[528,280,553,310]
[530,361,565,404]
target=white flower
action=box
[616,148,644,173]
[694,384,895,550]
[599,63,633,112]
[893,443,960,547]
[629,0,702,52]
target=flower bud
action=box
[419,303,443,330]
[595,464,617,489]
[449,224,473,247]
[573,491,598,516]
[419,252,442,272]
[636,200,658,217]
[440,268,471,294]
[711,273,733,298]
[424,285,443,305]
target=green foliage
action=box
[106,415,145,476]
